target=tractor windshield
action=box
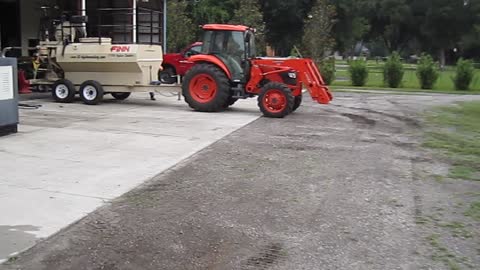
[201,31,245,56]
[201,30,246,81]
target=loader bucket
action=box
[256,58,333,104]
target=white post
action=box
[81,0,86,34]
[81,0,86,16]
[163,0,167,52]
[133,0,137,43]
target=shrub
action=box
[383,52,404,88]
[348,59,368,86]
[319,58,335,85]
[416,53,439,89]
[453,58,475,91]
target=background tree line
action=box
[166,0,480,65]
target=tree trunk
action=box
[439,48,446,70]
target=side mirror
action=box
[245,32,252,43]
[184,52,192,58]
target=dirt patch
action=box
[341,113,377,126]
[243,243,285,269]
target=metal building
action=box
[0,0,166,57]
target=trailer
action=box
[43,38,180,104]
[23,7,180,105]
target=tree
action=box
[461,24,480,60]
[229,0,266,55]
[419,0,471,67]
[453,58,475,90]
[188,0,237,26]
[166,0,196,52]
[260,0,315,56]
[301,0,336,61]
[328,0,371,57]
[416,53,439,89]
[383,52,404,88]
[364,0,417,53]
[456,0,480,61]
[165,0,480,62]
[329,0,480,62]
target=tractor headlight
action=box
[288,72,297,79]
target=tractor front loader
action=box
[182,24,333,118]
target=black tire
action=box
[159,66,176,84]
[223,96,239,108]
[182,63,230,112]
[51,79,76,103]
[292,94,303,112]
[111,92,131,100]
[227,96,238,106]
[79,80,104,105]
[257,82,294,118]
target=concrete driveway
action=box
[2,91,479,270]
[0,93,260,262]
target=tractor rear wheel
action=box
[182,63,230,112]
[111,92,131,100]
[223,96,238,108]
[258,82,294,118]
[292,94,303,112]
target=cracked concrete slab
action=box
[0,93,260,262]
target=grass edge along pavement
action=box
[423,101,480,182]
[331,60,480,93]
[420,101,480,270]
[330,85,480,95]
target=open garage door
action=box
[0,0,20,57]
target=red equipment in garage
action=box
[17,70,32,94]
[160,42,202,84]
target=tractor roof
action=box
[202,24,249,32]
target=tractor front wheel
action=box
[182,64,230,112]
[292,94,302,112]
[258,82,294,118]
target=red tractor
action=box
[182,24,333,118]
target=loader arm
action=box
[253,58,333,104]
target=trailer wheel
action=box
[258,82,294,118]
[111,92,131,100]
[292,94,303,112]
[79,80,104,105]
[182,63,230,112]
[52,79,76,103]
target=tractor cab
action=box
[200,24,256,82]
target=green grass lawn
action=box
[422,102,480,270]
[331,61,480,93]
[423,101,480,181]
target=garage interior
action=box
[0,0,165,58]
